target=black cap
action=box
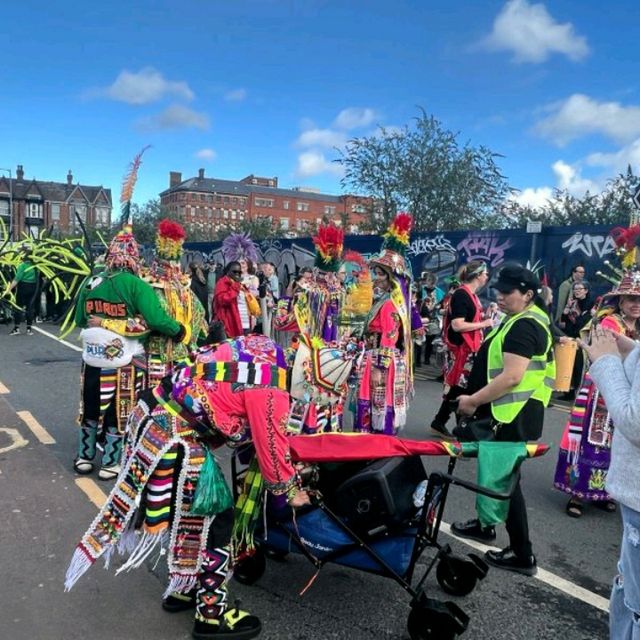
[493,264,540,294]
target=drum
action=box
[553,340,577,392]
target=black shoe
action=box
[26,327,34,336]
[162,590,196,612]
[9,327,20,336]
[192,603,261,640]
[429,420,452,439]
[485,547,537,577]
[451,518,496,543]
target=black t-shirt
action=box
[466,316,548,442]
[447,288,477,346]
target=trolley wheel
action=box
[436,556,478,597]
[407,600,468,640]
[233,548,266,585]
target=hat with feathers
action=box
[155,218,186,261]
[312,222,344,272]
[370,212,413,277]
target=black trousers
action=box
[431,385,465,427]
[505,479,532,559]
[14,281,38,327]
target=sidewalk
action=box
[0,395,191,640]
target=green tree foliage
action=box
[338,108,511,233]
[503,166,640,228]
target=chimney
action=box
[198,168,205,179]
[67,170,73,186]
[170,171,182,188]
[16,165,24,181]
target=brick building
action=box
[0,165,112,238]
[159,169,371,237]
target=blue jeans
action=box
[611,504,640,639]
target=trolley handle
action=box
[431,467,522,501]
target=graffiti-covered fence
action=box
[180,223,624,298]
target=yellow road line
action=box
[0,380,9,394]
[17,410,56,445]
[75,478,108,509]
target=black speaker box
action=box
[331,456,427,534]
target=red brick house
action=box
[0,165,112,238]
[159,169,371,237]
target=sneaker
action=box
[451,518,496,543]
[429,420,452,439]
[73,457,94,475]
[485,547,537,577]
[98,464,120,481]
[26,327,34,336]
[192,602,261,640]
[162,590,197,613]
[9,327,20,335]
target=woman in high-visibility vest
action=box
[451,264,555,577]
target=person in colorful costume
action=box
[554,224,640,518]
[142,219,208,387]
[288,223,352,434]
[73,225,189,480]
[65,333,310,640]
[429,260,493,438]
[452,264,555,577]
[355,212,414,435]
[8,245,39,335]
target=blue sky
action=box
[2,0,639,211]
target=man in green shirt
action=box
[9,247,39,336]
[74,227,188,480]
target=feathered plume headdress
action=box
[596,223,640,299]
[312,223,344,272]
[370,211,413,277]
[221,232,259,265]
[119,145,151,226]
[155,218,186,261]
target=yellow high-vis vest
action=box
[486,304,556,423]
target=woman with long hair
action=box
[429,259,494,437]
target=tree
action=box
[119,198,177,244]
[216,216,278,241]
[503,166,640,228]
[337,108,511,233]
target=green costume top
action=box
[75,269,182,339]
[14,261,37,284]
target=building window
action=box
[223,210,229,219]
[178,193,186,201]
[283,201,289,210]
[207,195,213,203]
[255,198,274,208]
[0,200,9,216]
[280,217,289,230]
[231,211,236,220]
[95,207,109,225]
[296,219,307,231]
[296,202,309,212]
[351,204,366,213]
[324,205,336,215]
[239,212,245,220]
[28,202,43,218]
[223,196,230,205]
[231,197,237,206]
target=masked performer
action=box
[355,212,414,435]
[143,219,208,387]
[73,225,190,480]
[65,333,309,640]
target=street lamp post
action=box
[0,168,12,240]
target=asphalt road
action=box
[0,322,616,640]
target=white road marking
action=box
[17,410,56,445]
[442,522,610,612]
[33,326,82,352]
[0,427,29,453]
[30,321,611,614]
[0,380,10,394]
[74,478,108,509]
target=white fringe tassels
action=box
[64,548,94,592]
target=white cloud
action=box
[536,94,640,146]
[482,0,589,63]
[137,105,210,131]
[333,107,378,130]
[551,159,598,194]
[586,138,640,173]
[296,128,347,149]
[195,148,217,161]
[511,186,554,208]
[295,151,343,178]
[95,67,194,105]
[224,88,247,102]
